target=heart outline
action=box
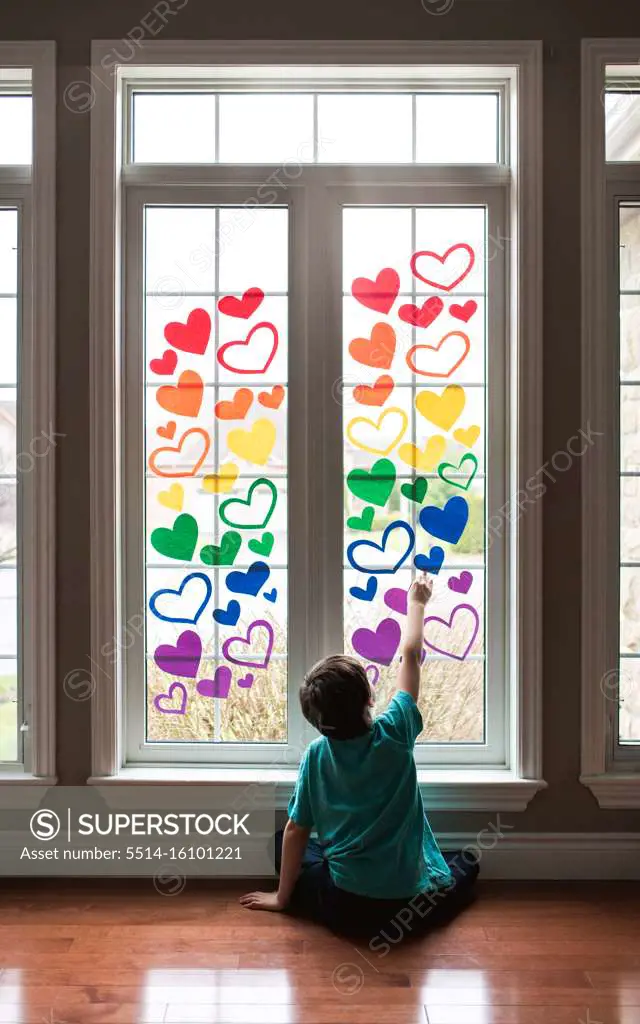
[222,619,275,669]
[217,321,279,375]
[423,603,480,661]
[219,477,278,530]
[148,427,211,478]
[410,244,475,292]
[346,406,408,457]
[149,571,212,625]
[347,520,415,576]
[407,331,471,379]
[154,682,188,715]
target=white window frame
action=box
[89,41,543,812]
[582,40,640,809]
[0,43,56,783]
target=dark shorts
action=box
[274,830,479,940]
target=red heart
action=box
[410,244,475,292]
[449,300,478,323]
[157,421,176,440]
[352,268,400,314]
[218,287,265,320]
[164,308,211,356]
[217,322,279,375]
[149,350,178,376]
[258,385,285,410]
[398,297,444,329]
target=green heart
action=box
[151,513,198,561]
[347,506,375,532]
[437,453,479,491]
[248,532,274,557]
[400,478,428,504]
[200,531,242,566]
[219,477,278,530]
[347,458,396,508]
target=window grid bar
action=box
[213,206,221,743]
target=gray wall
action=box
[2,0,640,834]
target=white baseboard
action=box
[437,832,640,880]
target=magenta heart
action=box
[197,665,232,699]
[351,618,401,666]
[222,619,274,669]
[153,682,188,715]
[154,629,202,679]
[365,664,380,687]
[237,673,254,689]
[448,571,473,595]
[384,587,408,615]
[423,604,480,661]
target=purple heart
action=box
[384,587,408,615]
[154,629,202,679]
[197,665,232,699]
[423,603,480,661]
[153,682,188,715]
[238,672,254,689]
[222,619,275,669]
[365,664,380,687]
[448,571,473,595]
[351,618,401,666]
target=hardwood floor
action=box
[0,881,639,1022]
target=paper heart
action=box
[346,407,408,457]
[202,463,239,494]
[365,664,380,686]
[215,387,253,420]
[158,483,184,512]
[248,532,274,557]
[448,571,473,595]
[398,436,446,472]
[384,587,408,615]
[438,453,479,491]
[225,561,270,597]
[217,322,278,375]
[197,665,232,699]
[351,268,400,314]
[416,385,466,432]
[419,496,469,546]
[227,418,276,466]
[398,296,444,329]
[258,385,285,410]
[149,571,212,624]
[150,349,178,376]
[151,513,198,561]
[349,323,396,370]
[157,371,204,418]
[157,421,176,440]
[347,506,375,532]
[410,244,475,292]
[353,375,395,407]
[449,299,478,323]
[200,530,242,567]
[414,547,445,575]
[350,577,378,602]
[237,672,255,689]
[164,308,211,355]
[154,629,202,679]
[264,588,277,603]
[347,458,396,508]
[351,618,401,666]
[219,478,277,530]
[218,287,264,319]
[423,603,480,660]
[453,424,481,448]
[154,682,188,715]
[222,619,275,669]
[148,427,210,478]
[213,599,241,626]
[407,331,471,379]
[347,520,415,575]
[400,478,428,505]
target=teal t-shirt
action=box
[288,690,453,899]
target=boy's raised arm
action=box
[395,574,433,702]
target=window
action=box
[0,46,55,780]
[90,43,542,809]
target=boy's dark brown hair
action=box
[300,655,372,740]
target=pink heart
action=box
[384,587,408,615]
[237,673,255,689]
[448,571,473,595]
[222,619,275,669]
[423,604,480,661]
[197,665,232,699]
[153,682,188,715]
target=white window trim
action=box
[89,40,543,811]
[0,43,56,784]
[581,39,640,809]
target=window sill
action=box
[0,772,57,785]
[89,768,546,812]
[581,773,640,809]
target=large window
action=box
[90,44,543,805]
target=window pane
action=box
[619,659,640,743]
[0,657,18,762]
[606,91,640,162]
[144,206,288,744]
[0,96,31,164]
[342,205,487,744]
[317,94,413,163]
[132,93,217,163]
[218,94,313,163]
[416,94,499,164]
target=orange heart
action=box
[157,421,176,440]
[215,387,253,421]
[348,323,396,370]
[157,370,204,418]
[407,331,470,379]
[148,427,210,478]
[353,375,395,407]
[258,385,285,410]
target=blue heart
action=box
[419,496,469,546]
[349,576,378,602]
[213,600,241,626]
[264,588,277,603]
[414,547,445,575]
[149,572,212,625]
[225,561,270,597]
[347,520,415,576]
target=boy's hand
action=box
[239,890,285,913]
[409,574,433,607]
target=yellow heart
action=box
[227,418,276,466]
[158,483,184,512]
[203,462,239,494]
[346,407,408,456]
[398,435,446,471]
[415,385,466,432]
[453,425,481,448]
